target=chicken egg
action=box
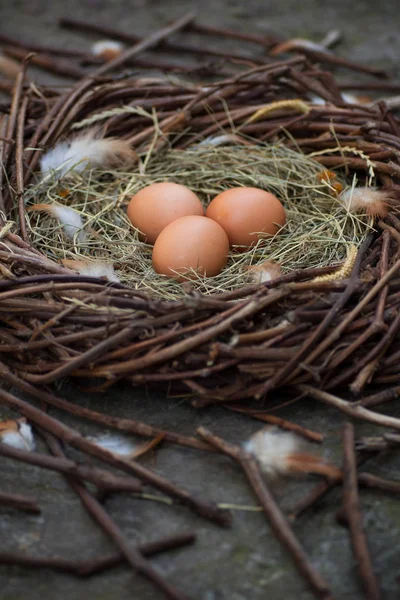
[127,182,204,244]
[206,187,286,247]
[152,215,229,281]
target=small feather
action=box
[28,204,87,242]
[247,260,281,284]
[40,130,137,177]
[196,134,253,148]
[244,427,339,479]
[91,40,124,61]
[0,418,35,451]
[339,187,393,218]
[61,259,120,283]
[88,434,138,457]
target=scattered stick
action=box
[298,385,400,432]
[44,432,191,600]
[3,46,86,80]
[358,472,400,495]
[0,387,231,527]
[226,405,324,443]
[0,443,142,494]
[197,427,333,600]
[0,363,213,452]
[0,490,41,514]
[341,423,382,600]
[0,531,196,577]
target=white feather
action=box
[91,40,124,57]
[0,421,35,452]
[17,421,35,451]
[243,427,303,477]
[49,205,87,242]
[88,434,137,457]
[339,186,391,217]
[40,131,136,177]
[62,259,120,283]
[308,94,326,105]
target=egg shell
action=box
[127,182,204,244]
[152,215,229,282]
[206,187,286,247]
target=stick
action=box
[0,490,41,514]
[59,17,265,66]
[0,387,231,527]
[197,427,333,600]
[226,406,323,443]
[358,473,400,495]
[44,433,191,600]
[255,233,372,398]
[25,11,197,176]
[342,424,381,600]
[0,362,213,452]
[0,443,142,494]
[15,94,28,242]
[0,532,196,576]
[298,385,400,431]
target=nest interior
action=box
[26,141,372,299]
[1,24,400,406]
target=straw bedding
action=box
[25,142,370,299]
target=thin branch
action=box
[0,531,196,577]
[0,387,231,527]
[342,424,382,600]
[298,385,400,431]
[0,490,41,514]
[44,432,191,600]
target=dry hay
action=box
[24,139,374,300]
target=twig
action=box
[44,432,191,600]
[342,424,381,600]
[358,472,400,495]
[254,234,372,398]
[15,94,28,242]
[197,427,333,600]
[0,443,142,494]
[0,387,231,526]
[59,17,266,65]
[0,362,213,452]
[0,532,196,576]
[3,46,86,80]
[25,11,197,177]
[225,405,323,443]
[0,490,41,514]
[361,386,400,408]
[298,385,400,431]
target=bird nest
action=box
[2,36,400,407]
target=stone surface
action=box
[1,1,400,599]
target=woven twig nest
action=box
[2,51,400,406]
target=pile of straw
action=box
[25,140,372,299]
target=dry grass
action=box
[23,139,374,299]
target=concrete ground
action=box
[1,1,400,599]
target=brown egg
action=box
[152,215,229,281]
[206,187,286,247]
[127,182,204,244]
